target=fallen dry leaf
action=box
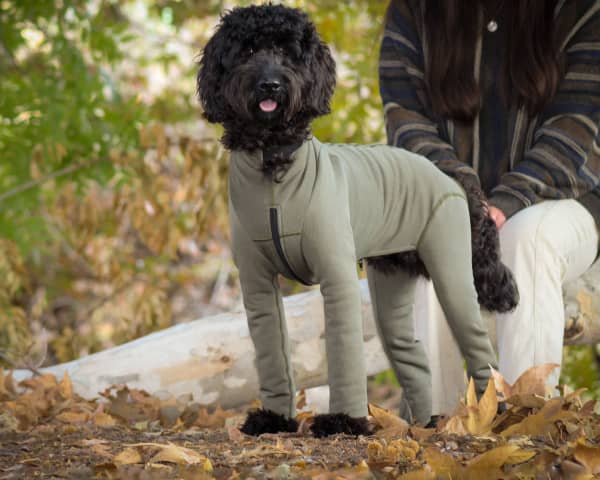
[442,377,497,436]
[58,372,73,399]
[501,397,576,437]
[55,411,89,424]
[114,447,142,466]
[92,411,117,427]
[442,414,469,435]
[369,403,409,439]
[492,363,559,400]
[503,393,546,409]
[573,439,600,474]
[421,444,536,480]
[467,445,536,472]
[465,377,497,435]
[128,442,209,467]
[422,447,461,478]
[102,386,159,423]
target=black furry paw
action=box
[240,409,298,436]
[310,413,371,438]
[425,415,442,429]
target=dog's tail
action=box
[369,182,520,313]
[467,186,519,313]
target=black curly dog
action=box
[197,4,518,436]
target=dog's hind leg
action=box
[417,195,498,397]
[365,263,432,425]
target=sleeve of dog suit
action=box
[379,0,481,192]
[230,209,297,419]
[301,203,369,420]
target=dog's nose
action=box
[259,80,282,94]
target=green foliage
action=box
[308,0,388,144]
[0,0,145,250]
[561,345,600,399]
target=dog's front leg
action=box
[308,257,371,437]
[237,272,299,435]
[231,218,298,435]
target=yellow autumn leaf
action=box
[114,447,142,466]
[563,387,588,405]
[501,397,575,437]
[422,447,461,478]
[369,403,409,439]
[467,445,536,473]
[504,448,538,464]
[58,371,73,399]
[93,412,117,427]
[503,393,546,409]
[466,377,478,409]
[128,442,207,465]
[442,414,469,435]
[465,377,498,435]
[491,364,559,400]
[574,440,600,474]
[56,411,89,424]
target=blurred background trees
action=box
[0,0,386,364]
[0,0,597,396]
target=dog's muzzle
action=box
[258,79,282,113]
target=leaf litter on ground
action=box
[0,364,598,479]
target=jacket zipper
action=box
[269,207,310,286]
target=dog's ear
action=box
[302,26,336,117]
[197,28,228,124]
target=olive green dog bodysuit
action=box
[229,136,498,424]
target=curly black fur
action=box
[310,413,371,438]
[369,183,519,313]
[240,409,299,436]
[197,4,335,166]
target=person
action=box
[379,0,600,415]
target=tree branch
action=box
[0,158,104,204]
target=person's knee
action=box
[499,202,564,265]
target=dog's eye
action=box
[246,46,254,56]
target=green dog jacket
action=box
[229,137,498,424]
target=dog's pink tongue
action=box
[259,99,278,112]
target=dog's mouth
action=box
[259,99,278,113]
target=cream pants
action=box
[415,199,599,415]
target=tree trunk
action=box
[10,260,600,408]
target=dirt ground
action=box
[0,369,599,479]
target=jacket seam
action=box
[416,193,466,247]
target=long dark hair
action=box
[420,0,562,121]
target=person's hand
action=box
[488,205,506,229]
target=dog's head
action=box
[197,4,336,151]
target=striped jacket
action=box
[379,0,600,225]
